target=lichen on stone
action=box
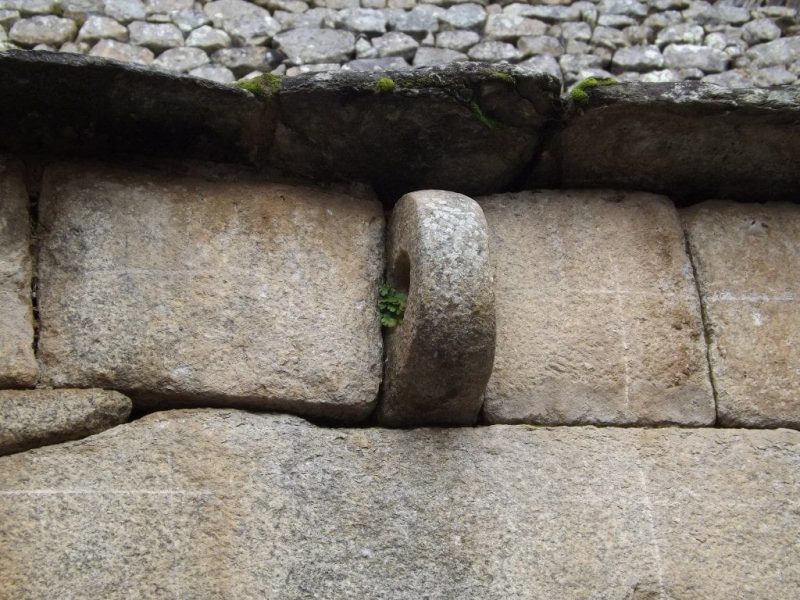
[375,77,396,93]
[235,73,283,100]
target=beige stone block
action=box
[37,163,384,421]
[682,200,800,428]
[1,410,799,598]
[0,157,36,387]
[480,189,714,425]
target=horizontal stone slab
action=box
[542,82,800,202]
[270,62,561,198]
[479,190,714,426]
[1,409,798,598]
[682,201,800,429]
[37,163,384,421]
[0,389,131,456]
[0,50,266,165]
[0,157,37,387]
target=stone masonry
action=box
[0,0,798,87]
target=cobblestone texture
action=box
[0,0,798,88]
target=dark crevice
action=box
[683,228,720,426]
[27,187,40,362]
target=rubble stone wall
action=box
[1,0,799,87]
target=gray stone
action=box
[412,46,466,66]
[152,46,209,72]
[128,21,183,51]
[0,158,36,388]
[204,0,271,27]
[379,191,494,427]
[186,26,230,51]
[597,0,647,17]
[611,45,664,72]
[597,14,637,28]
[559,21,591,42]
[286,62,341,75]
[441,3,486,29]
[480,190,713,426]
[559,52,604,77]
[648,0,688,9]
[189,64,235,83]
[212,46,281,75]
[339,7,386,33]
[518,54,562,83]
[89,39,154,64]
[0,389,131,456]
[104,0,146,23]
[655,23,704,47]
[663,44,728,73]
[644,10,681,29]
[77,16,128,43]
[701,68,753,87]
[517,35,562,57]
[274,28,355,65]
[3,409,800,598]
[9,16,77,46]
[592,25,628,50]
[435,30,479,52]
[505,3,579,23]
[354,38,377,59]
[144,0,191,13]
[60,41,89,53]
[37,164,384,421]
[59,0,103,23]
[341,56,408,70]
[395,6,440,35]
[221,13,281,46]
[313,0,356,7]
[485,14,546,40]
[752,66,797,87]
[547,82,800,202]
[272,63,560,197]
[0,0,55,14]
[274,7,336,28]
[682,201,800,428]
[171,8,210,33]
[742,18,782,45]
[372,32,418,60]
[747,37,800,69]
[266,0,310,12]
[624,25,653,45]
[640,68,680,82]
[0,9,18,27]
[467,40,521,61]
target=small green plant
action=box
[569,77,618,106]
[489,70,516,85]
[378,284,407,328]
[468,101,502,129]
[375,77,396,93]
[235,73,283,99]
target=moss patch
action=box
[489,71,516,85]
[468,101,502,130]
[375,77,396,93]
[235,73,284,100]
[569,77,618,106]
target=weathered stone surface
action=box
[273,28,355,65]
[379,191,494,427]
[0,158,36,388]
[212,46,281,75]
[372,30,418,58]
[89,39,154,64]
[77,16,128,43]
[271,63,561,198]
[222,13,281,46]
[37,164,383,421]
[9,16,77,46]
[0,51,266,165]
[413,46,466,66]
[441,3,486,29]
[747,37,800,68]
[185,25,231,51]
[128,21,183,51]
[518,54,562,83]
[485,14,546,40]
[203,0,270,27]
[479,190,713,426]
[517,34,562,57]
[682,201,800,429]
[742,18,782,45]
[467,40,520,61]
[0,389,131,456]
[663,43,728,73]
[342,56,407,71]
[2,409,800,598]
[152,46,209,72]
[188,63,235,83]
[611,45,664,72]
[103,0,146,22]
[547,82,800,202]
[340,7,386,33]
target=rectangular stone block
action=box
[682,201,800,428]
[37,163,384,421]
[0,157,37,387]
[479,190,714,426]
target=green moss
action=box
[569,77,618,106]
[396,74,442,90]
[235,73,283,99]
[490,70,516,85]
[378,284,407,328]
[468,101,502,130]
[375,77,396,93]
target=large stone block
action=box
[1,409,799,598]
[0,157,37,387]
[0,389,131,456]
[479,190,714,426]
[37,163,384,421]
[682,201,800,428]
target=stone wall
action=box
[1,0,799,88]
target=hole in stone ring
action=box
[391,249,411,295]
